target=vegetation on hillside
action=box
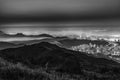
[0,42,120,80]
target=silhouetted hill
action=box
[34,34,54,37]
[59,39,109,48]
[0,42,120,76]
[0,31,10,37]
[0,42,18,50]
[11,33,25,37]
[11,33,54,38]
[0,30,54,38]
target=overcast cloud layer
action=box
[1,0,120,22]
[0,0,120,36]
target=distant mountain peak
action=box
[38,33,53,37]
[14,33,25,37]
[30,42,59,50]
[30,33,53,38]
[11,33,54,37]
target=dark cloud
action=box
[0,0,120,23]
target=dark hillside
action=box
[59,39,109,48]
[0,42,120,79]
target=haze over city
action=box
[1,0,120,80]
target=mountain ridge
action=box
[0,42,120,69]
[0,42,120,79]
[0,30,54,38]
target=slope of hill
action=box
[0,42,20,50]
[0,31,10,37]
[33,34,54,38]
[0,42,120,80]
[59,39,109,48]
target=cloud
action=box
[1,0,120,23]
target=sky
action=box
[0,0,120,36]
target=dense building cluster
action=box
[70,42,120,61]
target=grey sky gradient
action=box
[1,0,120,20]
[0,0,120,36]
[1,0,120,15]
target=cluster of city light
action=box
[70,42,120,61]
